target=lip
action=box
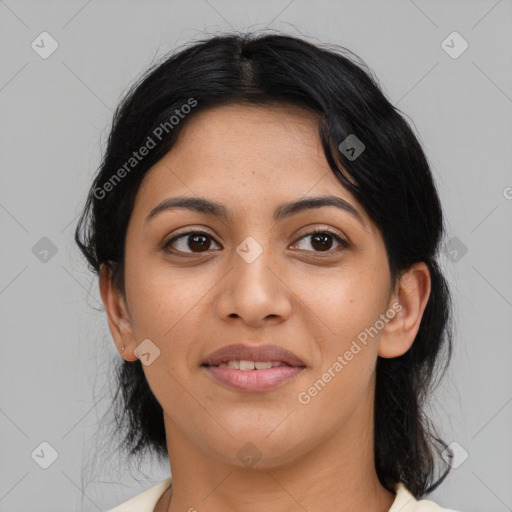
[203,365,305,392]
[201,343,306,392]
[201,343,306,367]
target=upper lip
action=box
[202,343,306,367]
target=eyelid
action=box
[294,224,346,240]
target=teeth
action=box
[215,360,285,370]
[254,361,273,370]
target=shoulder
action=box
[390,483,462,512]
[106,477,172,512]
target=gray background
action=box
[1,0,511,511]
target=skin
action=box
[99,103,431,512]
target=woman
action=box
[75,31,460,511]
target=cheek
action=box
[123,250,198,335]
[298,265,389,349]
[293,266,388,407]
[123,252,219,375]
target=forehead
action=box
[154,103,326,183]
[134,104,372,230]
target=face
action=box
[103,103,422,470]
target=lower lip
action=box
[202,365,305,392]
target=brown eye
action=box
[164,231,221,255]
[293,228,348,254]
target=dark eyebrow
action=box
[145,195,366,228]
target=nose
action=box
[213,238,293,327]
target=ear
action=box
[98,263,138,361]
[378,261,431,358]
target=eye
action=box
[292,227,349,255]
[163,227,349,257]
[163,231,221,256]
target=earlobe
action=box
[378,262,431,359]
[98,264,138,361]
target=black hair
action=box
[75,30,453,498]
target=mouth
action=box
[201,343,306,392]
[201,343,306,368]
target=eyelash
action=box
[162,227,349,258]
